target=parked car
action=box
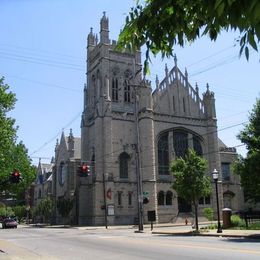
[2,218,18,229]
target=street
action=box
[0,226,260,259]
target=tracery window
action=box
[173,132,188,158]
[112,78,119,101]
[119,152,130,179]
[158,133,169,175]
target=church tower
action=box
[80,13,152,225]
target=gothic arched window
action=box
[158,133,169,175]
[173,131,188,158]
[166,191,173,205]
[124,80,131,102]
[119,152,130,179]
[112,78,119,101]
[158,191,165,205]
[193,136,203,156]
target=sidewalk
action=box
[151,225,260,239]
[20,222,260,239]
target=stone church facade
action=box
[77,13,244,226]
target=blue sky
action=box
[1,0,259,165]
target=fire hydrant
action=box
[185,218,188,225]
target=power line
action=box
[29,111,82,157]
[6,75,81,93]
[0,52,84,71]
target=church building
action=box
[77,13,244,226]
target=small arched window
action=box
[112,78,119,101]
[158,191,165,206]
[119,152,130,179]
[124,80,130,102]
[166,191,173,205]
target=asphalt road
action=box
[0,226,260,259]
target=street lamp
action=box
[212,168,222,233]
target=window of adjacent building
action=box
[158,191,165,205]
[173,132,188,158]
[124,80,131,102]
[172,96,175,112]
[221,163,231,181]
[119,152,130,179]
[117,191,122,206]
[158,133,169,175]
[112,78,119,101]
[166,191,173,205]
[59,162,66,186]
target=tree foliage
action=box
[0,77,36,199]
[117,0,260,73]
[171,149,211,231]
[0,77,17,176]
[233,98,260,203]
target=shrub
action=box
[203,208,214,221]
[231,214,246,228]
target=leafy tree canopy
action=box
[233,98,260,203]
[0,77,36,199]
[118,0,260,72]
[171,149,211,230]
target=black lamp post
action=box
[212,168,222,233]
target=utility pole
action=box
[134,86,144,232]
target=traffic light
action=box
[78,163,90,177]
[10,170,21,183]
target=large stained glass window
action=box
[193,135,203,156]
[173,132,188,158]
[158,133,169,175]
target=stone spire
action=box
[87,27,95,46]
[100,12,109,44]
[203,83,216,119]
[68,128,75,158]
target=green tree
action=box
[56,197,74,225]
[118,0,260,72]
[233,98,260,203]
[171,149,211,231]
[0,77,36,199]
[0,77,17,186]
